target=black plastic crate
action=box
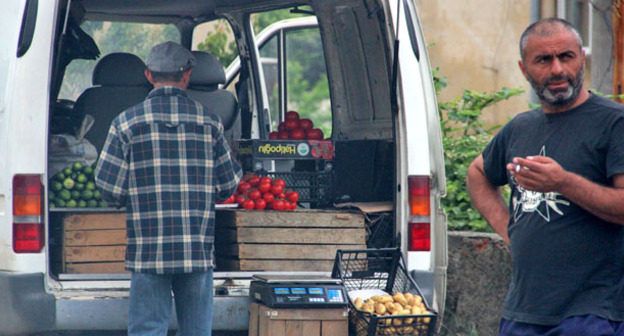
[266,170,332,207]
[331,248,437,336]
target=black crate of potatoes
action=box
[331,248,437,336]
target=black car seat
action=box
[73,52,152,153]
[187,51,239,139]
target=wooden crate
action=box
[215,209,366,272]
[62,212,128,274]
[248,302,348,336]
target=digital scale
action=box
[249,274,348,308]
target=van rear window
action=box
[59,22,179,101]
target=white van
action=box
[0,0,446,333]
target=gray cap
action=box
[146,41,196,72]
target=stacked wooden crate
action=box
[62,212,127,274]
[215,209,367,272]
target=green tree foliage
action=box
[434,68,524,232]
[196,20,237,66]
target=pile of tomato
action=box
[220,174,300,211]
[269,111,324,140]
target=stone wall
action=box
[441,232,511,336]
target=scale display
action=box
[249,275,348,308]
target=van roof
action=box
[76,0,306,23]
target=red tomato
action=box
[272,200,286,211]
[270,184,284,195]
[237,182,252,194]
[262,192,275,203]
[247,176,260,187]
[219,195,235,204]
[255,199,267,210]
[285,111,300,121]
[277,192,287,200]
[278,131,290,140]
[278,123,286,132]
[235,195,246,205]
[269,131,279,140]
[287,191,300,203]
[248,189,262,200]
[306,128,324,140]
[273,179,286,187]
[242,199,256,210]
[289,128,306,140]
[260,176,272,185]
[258,182,272,193]
[298,118,314,130]
[289,201,297,210]
[284,119,299,131]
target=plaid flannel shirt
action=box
[95,86,242,274]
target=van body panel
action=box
[0,0,447,333]
[0,272,55,335]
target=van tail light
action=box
[13,175,44,253]
[408,176,430,251]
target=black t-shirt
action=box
[482,94,624,325]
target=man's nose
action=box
[550,58,564,76]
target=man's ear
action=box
[518,60,527,79]
[145,69,155,84]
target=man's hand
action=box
[507,156,567,193]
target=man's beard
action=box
[527,65,585,108]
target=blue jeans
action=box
[501,315,624,336]
[128,269,214,336]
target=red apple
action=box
[290,128,306,140]
[285,111,300,121]
[284,119,299,131]
[299,118,313,130]
[306,128,324,140]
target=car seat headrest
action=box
[92,52,150,87]
[189,51,226,91]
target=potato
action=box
[393,302,403,313]
[393,292,408,306]
[402,326,414,334]
[385,301,396,313]
[392,312,403,326]
[362,303,375,313]
[371,295,384,303]
[354,297,363,310]
[381,294,394,303]
[384,327,397,335]
[375,302,387,315]
[411,305,422,315]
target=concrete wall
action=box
[414,0,533,128]
[441,232,511,336]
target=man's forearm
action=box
[466,156,510,242]
[558,171,624,225]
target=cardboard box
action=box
[215,209,366,272]
[248,302,348,336]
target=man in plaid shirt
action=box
[95,41,242,336]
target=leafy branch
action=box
[434,68,524,231]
